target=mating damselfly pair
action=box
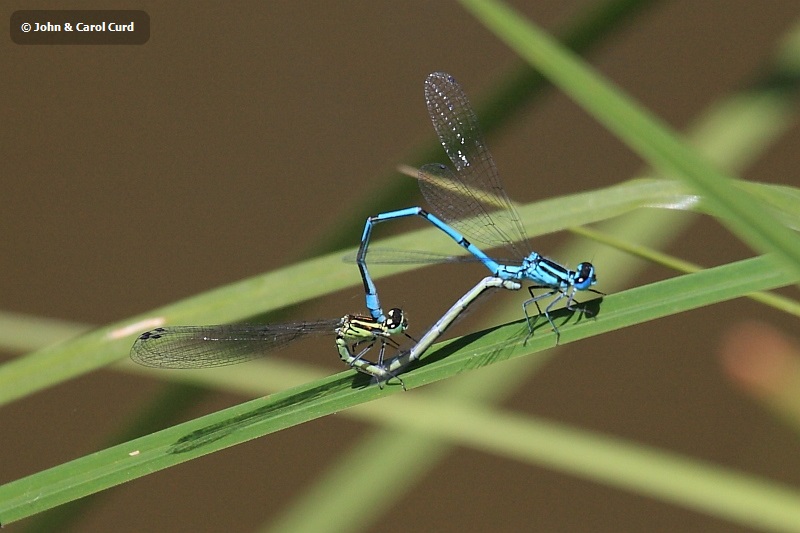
[131,72,601,388]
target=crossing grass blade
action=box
[1,178,797,408]
[0,179,700,405]
[0,254,796,525]
[459,0,800,277]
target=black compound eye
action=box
[386,308,406,329]
[573,262,596,289]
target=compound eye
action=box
[386,308,407,330]
[574,262,596,289]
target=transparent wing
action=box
[344,248,522,266]
[344,248,472,264]
[130,319,342,369]
[420,72,531,258]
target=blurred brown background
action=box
[1,1,799,531]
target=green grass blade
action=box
[0,177,700,406]
[0,254,795,524]
[0,251,354,407]
[572,225,800,317]
[392,256,796,379]
[0,311,89,353]
[460,0,800,276]
[1,178,796,407]
[378,400,800,533]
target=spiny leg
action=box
[349,339,376,365]
[523,287,601,346]
[375,365,407,391]
[541,292,568,345]
[337,337,407,390]
[522,287,564,345]
[564,287,606,320]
